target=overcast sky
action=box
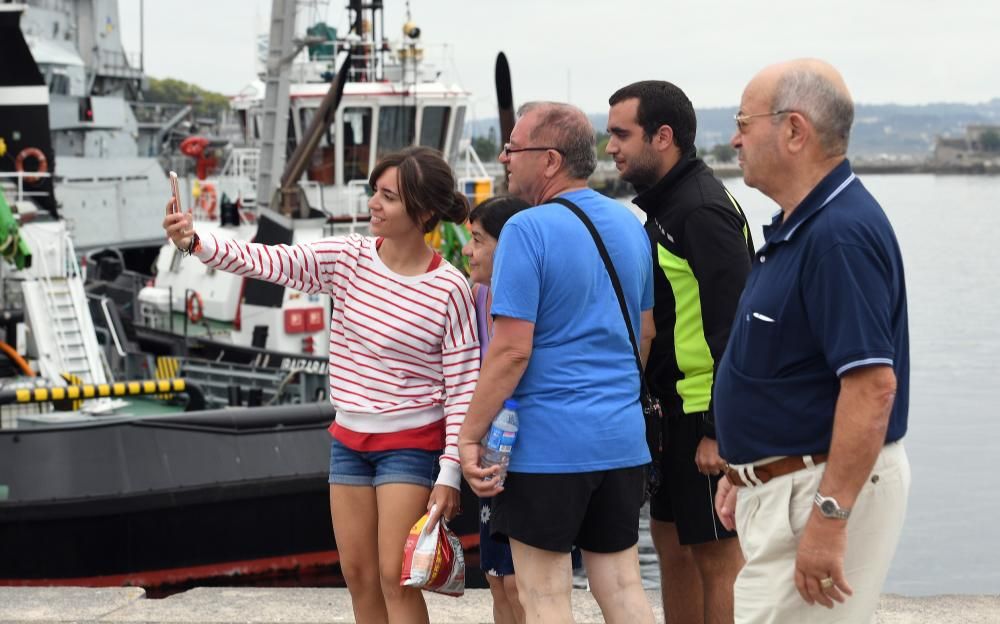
[119,0,997,119]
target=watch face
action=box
[821,500,837,515]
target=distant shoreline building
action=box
[934,125,1000,169]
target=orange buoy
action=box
[186,291,204,323]
[14,147,48,184]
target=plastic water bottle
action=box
[480,399,519,485]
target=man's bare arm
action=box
[794,364,896,608]
[639,309,655,369]
[820,365,896,506]
[458,316,534,496]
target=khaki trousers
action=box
[733,442,910,624]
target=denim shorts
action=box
[328,437,440,488]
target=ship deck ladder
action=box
[20,236,107,386]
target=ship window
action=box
[377,106,416,156]
[48,73,70,95]
[419,106,450,151]
[301,107,336,184]
[448,106,467,165]
[300,107,335,147]
[343,107,373,182]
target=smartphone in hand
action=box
[168,171,181,214]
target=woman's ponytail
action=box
[443,191,471,225]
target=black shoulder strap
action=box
[549,197,647,386]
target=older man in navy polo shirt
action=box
[713,59,910,623]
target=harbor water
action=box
[626,173,1000,596]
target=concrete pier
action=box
[1,588,998,623]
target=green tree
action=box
[472,135,498,162]
[709,143,737,163]
[596,131,612,160]
[143,78,230,118]
[980,129,1000,152]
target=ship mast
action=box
[254,0,299,214]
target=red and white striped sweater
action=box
[195,233,480,489]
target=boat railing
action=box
[93,48,143,80]
[219,148,261,185]
[210,148,260,218]
[0,171,53,205]
[456,140,492,182]
[302,37,444,85]
[348,180,371,215]
[177,357,327,409]
[0,378,53,428]
[455,140,494,207]
[130,100,191,126]
[320,181,371,237]
[87,268,148,325]
[63,236,82,281]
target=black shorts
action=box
[649,412,736,545]
[490,465,646,554]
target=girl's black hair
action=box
[468,195,530,240]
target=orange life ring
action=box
[179,136,210,158]
[199,183,217,219]
[14,147,48,184]
[186,291,204,323]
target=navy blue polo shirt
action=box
[715,160,909,464]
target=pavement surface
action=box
[0,587,998,623]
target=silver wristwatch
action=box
[814,491,851,520]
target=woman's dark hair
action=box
[468,195,530,240]
[368,146,469,233]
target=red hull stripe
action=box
[0,534,482,588]
[0,550,341,588]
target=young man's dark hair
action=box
[609,81,697,152]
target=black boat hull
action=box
[0,403,481,588]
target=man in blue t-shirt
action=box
[459,102,655,624]
[714,59,911,623]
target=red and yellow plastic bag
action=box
[400,510,465,596]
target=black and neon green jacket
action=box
[632,151,754,437]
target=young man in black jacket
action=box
[607,81,752,624]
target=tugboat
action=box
[0,0,488,591]
[141,0,492,366]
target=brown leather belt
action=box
[725,454,828,487]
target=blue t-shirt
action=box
[490,188,654,473]
[715,161,909,464]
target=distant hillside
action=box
[142,78,230,119]
[467,99,1000,158]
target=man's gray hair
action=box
[771,69,854,156]
[517,101,597,179]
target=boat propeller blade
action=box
[495,52,515,191]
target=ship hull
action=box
[0,404,481,589]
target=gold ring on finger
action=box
[820,577,834,590]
